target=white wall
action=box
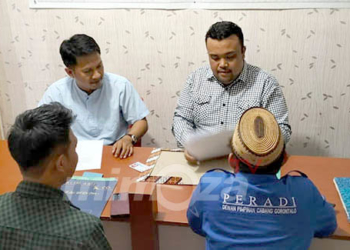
[0,0,349,158]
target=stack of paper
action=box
[76,140,103,171]
[184,130,233,161]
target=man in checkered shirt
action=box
[172,21,291,162]
[0,103,111,249]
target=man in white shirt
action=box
[39,34,149,159]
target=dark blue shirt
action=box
[187,170,337,250]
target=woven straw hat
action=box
[231,107,284,167]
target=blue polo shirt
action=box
[39,73,149,145]
[187,170,337,250]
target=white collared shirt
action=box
[39,72,149,145]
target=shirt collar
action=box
[206,65,215,80]
[206,61,248,88]
[72,77,104,98]
[16,181,66,200]
[235,171,278,185]
[236,61,248,84]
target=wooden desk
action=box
[1,141,350,243]
[0,140,153,219]
[0,141,22,192]
[0,140,193,226]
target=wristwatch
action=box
[127,134,138,145]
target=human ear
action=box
[281,151,289,166]
[242,46,246,59]
[55,154,66,173]
[65,67,74,78]
[228,153,240,173]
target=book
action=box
[83,171,103,178]
[61,176,118,218]
[333,177,350,222]
[110,193,130,218]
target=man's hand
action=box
[184,150,198,165]
[112,135,134,158]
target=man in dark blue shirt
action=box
[187,107,336,250]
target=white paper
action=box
[146,156,160,163]
[75,140,103,171]
[151,148,161,154]
[184,130,233,161]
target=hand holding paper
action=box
[183,130,233,161]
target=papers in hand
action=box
[76,140,103,171]
[184,130,233,161]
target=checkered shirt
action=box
[0,181,111,250]
[172,62,291,147]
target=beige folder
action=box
[149,151,233,185]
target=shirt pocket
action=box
[193,94,212,124]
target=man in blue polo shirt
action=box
[187,107,336,250]
[39,34,149,159]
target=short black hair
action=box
[236,146,286,175]
[8,103,73,172]
[205,21,244,48]
[60,34,101,67]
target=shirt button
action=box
[221,122,224,125]
[223,104,226,107]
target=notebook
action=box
[61,176,117,218]
[333,177,350,222]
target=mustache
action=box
[91,79,102,83]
